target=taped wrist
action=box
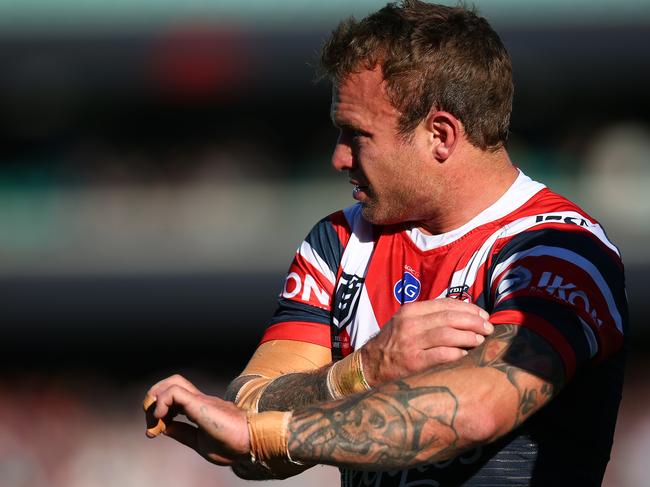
[246,410,304,477]
[326,349,371,399]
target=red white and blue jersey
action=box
[261,171,628,485]
[262,171,625,378]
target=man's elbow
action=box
[457,406,500,446]
[449,372,525,448]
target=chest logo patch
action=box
[446,285,473,303]
[394,271,421,304]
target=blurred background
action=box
[0,1,648,486]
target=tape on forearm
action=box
[233,340,332,413]
[246,410,305,477]
[326,349,371,399]
[241,340,332,378]
[234,376,273,412]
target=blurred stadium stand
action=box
[0,1,649,486]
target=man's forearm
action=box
[286,325,564,470]
[258,367,332,411]
[227,347,373,412]
[225,367,332,412]
[288,379,461,470]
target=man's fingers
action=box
[417,346,469,365]
[422,327,488,349]
[153,384,199,421]
[426,311,493,334]
[409,311,493,342]
[401,298,490,320]
[147,374,202,402]
[143,393,156,412]
[143,394,168,438]
[145,404,167,438]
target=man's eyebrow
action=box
[331,119,371,136]
[330,108,358,131]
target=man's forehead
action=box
[335,67,385,98]
[330,68,398,124]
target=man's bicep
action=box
[488,227,627,375]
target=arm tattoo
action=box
[290,382,459,470]
[225,368,333,412]
[473,324,564,428]
[257,367,332,412]
[287,324,565,470]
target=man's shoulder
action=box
[502,186,598,227]
[495,185,620,254]
[311,204,376,246]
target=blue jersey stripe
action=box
[268,297,330,326]
[304,216,344,277]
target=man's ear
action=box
[425,111,461,162]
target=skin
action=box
[224,298,493,413]
[331,66,518,235]
[146,324,564,471]
[144,68,558,476]
[287,325,563,470]
[358,299,493,387]
[223,300,494,479]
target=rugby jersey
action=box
[261,171,627,486]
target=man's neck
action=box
[418,148,518,236]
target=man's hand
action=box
[360,298,493,386]
[144,374,250,466]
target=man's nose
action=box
[331,134,354,172]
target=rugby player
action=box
[144,2,627,485]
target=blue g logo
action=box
[393,272,421,304]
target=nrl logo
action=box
[332,272,365,331]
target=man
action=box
[144,2,627,485]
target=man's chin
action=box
[360,203,403,226]
[359,204,380,224]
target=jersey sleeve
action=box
[260,210,350,348]
[487,223,627,380]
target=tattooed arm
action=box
[223,340,333,412]
[226,299,492,412]
[222,300,493,478]
[145,325,564,475]
[287,324,565,470]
